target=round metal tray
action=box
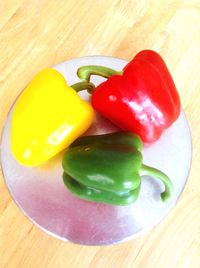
[0,56,192,245]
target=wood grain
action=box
[0,0,200,267]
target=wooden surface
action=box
[0,0,200,267]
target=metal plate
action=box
[0,56,192,245]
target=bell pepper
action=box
[77,50,181,142]
[11,68,94,166]
[62,132,173,205]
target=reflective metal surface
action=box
[0,56,192,245]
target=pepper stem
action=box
[77,65,123,82]
[71,81,95,94]
[139,164,173,202]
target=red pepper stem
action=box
[71,81,95,94]
[139,164,173,202]
[77,65,123,82]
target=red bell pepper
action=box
[77,50,181,142]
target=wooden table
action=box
[0,1,200,267]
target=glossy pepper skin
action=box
[63,173,141,206]
[62,132,173,205]
[77,50,181,142]
[11,68,94,166]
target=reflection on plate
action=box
[0,56,192,245]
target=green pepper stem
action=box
[71,81,95,94]
[139,164,173,202]
[77,65,123,82]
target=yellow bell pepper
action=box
[11,68,94,166]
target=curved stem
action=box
[71,81,95,94]
[77,65,123,82]
[139,164,173,202]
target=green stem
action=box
[71,81,95,94]
[77,65,123,82]
[139,164,173,202]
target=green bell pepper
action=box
[63,173,141,206]
[62,132,173,206]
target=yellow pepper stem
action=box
[71,81,95,94]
